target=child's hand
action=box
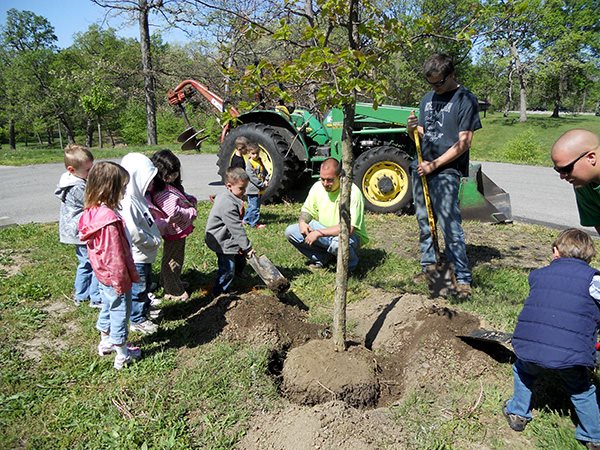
[246,248,256,258]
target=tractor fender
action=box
[236,111,308,162]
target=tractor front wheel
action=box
[218,123,298,202]
[354,146,413,214]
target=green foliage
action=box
[501,128,546,164]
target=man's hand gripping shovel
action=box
[413,129,457,298]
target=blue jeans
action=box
[213,253,246,295]
[244,194,261,227]
[411,170,471,284]
[284,220,360,271]
[96,283,131,346]
[507,359,600,443]
[130,263,151,324]
[74,245,101,304]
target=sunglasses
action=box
[426,74,449,88]
[553,151,589,175]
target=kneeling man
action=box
[284,158,368,271]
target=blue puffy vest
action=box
[512,258,600,369]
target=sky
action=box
[0,0,189,48]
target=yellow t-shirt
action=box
[301,181,369,245]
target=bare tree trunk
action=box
[9,118,16,150]
[139,0,157,145]
[86,118,94,148]
[58,114,76,144]
[97,121,103,148]
[503,66,514,118]
[46,128,53,146]
[36,131,42,145]
[510,43,527,122]
[107,126,116,147]
[57,121,63,149]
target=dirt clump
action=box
[281,340,380,408]
[221,291,325,351]
[237,400,405,450]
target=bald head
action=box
[551,129,600,186]
[552,129,599,160]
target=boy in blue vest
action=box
[504,228,600,449]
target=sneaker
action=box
[503,400,529,432]
[89,301,103,309]
[98,341,137,356]
[130,319,158,335]
[148,309,162,320]
[455,283,472,299]
[255,224,266,229]
[586,442,600,450]
[114,346,142,370]
[307,261,324,271]
[73,298,84,307]
[148,292,162,307]
[164,292,189,302]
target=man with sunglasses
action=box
[407,53,482,299]
[284,158,368,272]
[551,129,600,234]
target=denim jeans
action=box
[244,194,261,227]
[411,170,471,284]
[130,263,151,324]
[213,253,246,295]
[74,244,101,304]
[96,283,131,346]
[507,358,600,443]
[284,220,360,271]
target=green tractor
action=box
[167,79,511,222]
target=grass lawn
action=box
[1,201,596,448]
[472,112,600,166]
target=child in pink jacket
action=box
[148,150,198,301]
[78,161,141,370]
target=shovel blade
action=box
[248,254,290,295]
[426,262,456,298]
[458,329,513,345]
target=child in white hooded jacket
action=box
[120,153,162,335]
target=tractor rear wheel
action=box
[218,123,298,202]
[353,146,413,214]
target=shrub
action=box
[501,128,545,164]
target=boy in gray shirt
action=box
[205,168,255,296]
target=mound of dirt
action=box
[221,292,325,351]
[238,400,406,450]
[281,340,380,408]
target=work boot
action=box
[455,283,472,299]
[585,442,600,450]
[503,400,529,432]
[412,264,437,283]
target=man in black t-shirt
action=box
[407,53,482,299]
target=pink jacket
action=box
[151,185,197,240]
[78,204,140,294]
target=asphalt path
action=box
[0,154,595,235]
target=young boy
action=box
[244,142,269,229]
[205,167,255,296]
[120,153,162,335]
[504,228,600,449]
[54,144,102,307]
[229,136,249,169]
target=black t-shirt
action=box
[229,154,245,170]
[418,85,482,177]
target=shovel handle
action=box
[413,130,441,261]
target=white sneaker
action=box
[148,292,162,307]
[148,309,162,320]
[98,341,137,356]
[130,319,158,335]
[114,346,142,370]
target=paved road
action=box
[0,154,594,235]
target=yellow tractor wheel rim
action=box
[361,161,409,207]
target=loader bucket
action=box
[459,163,512,224]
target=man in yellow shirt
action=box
[284,158,368,271]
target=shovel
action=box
[247,253,290,295]
[414,130,457,297]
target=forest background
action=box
[0,0,598,151]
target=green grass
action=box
[0,143,220,166]
[0,203,595,448]
[472,112,600,166]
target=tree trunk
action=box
[503,66,514,118]
[107,126,116,147]
[9,118,16,150]
[57,121,63,149]
[510,43,527,122]
[97,120,103,149]
[46,128,53,146]
[86,118,94,148]
[139,0,157,145]
[58,114,76,144]
[36,131,42,145]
